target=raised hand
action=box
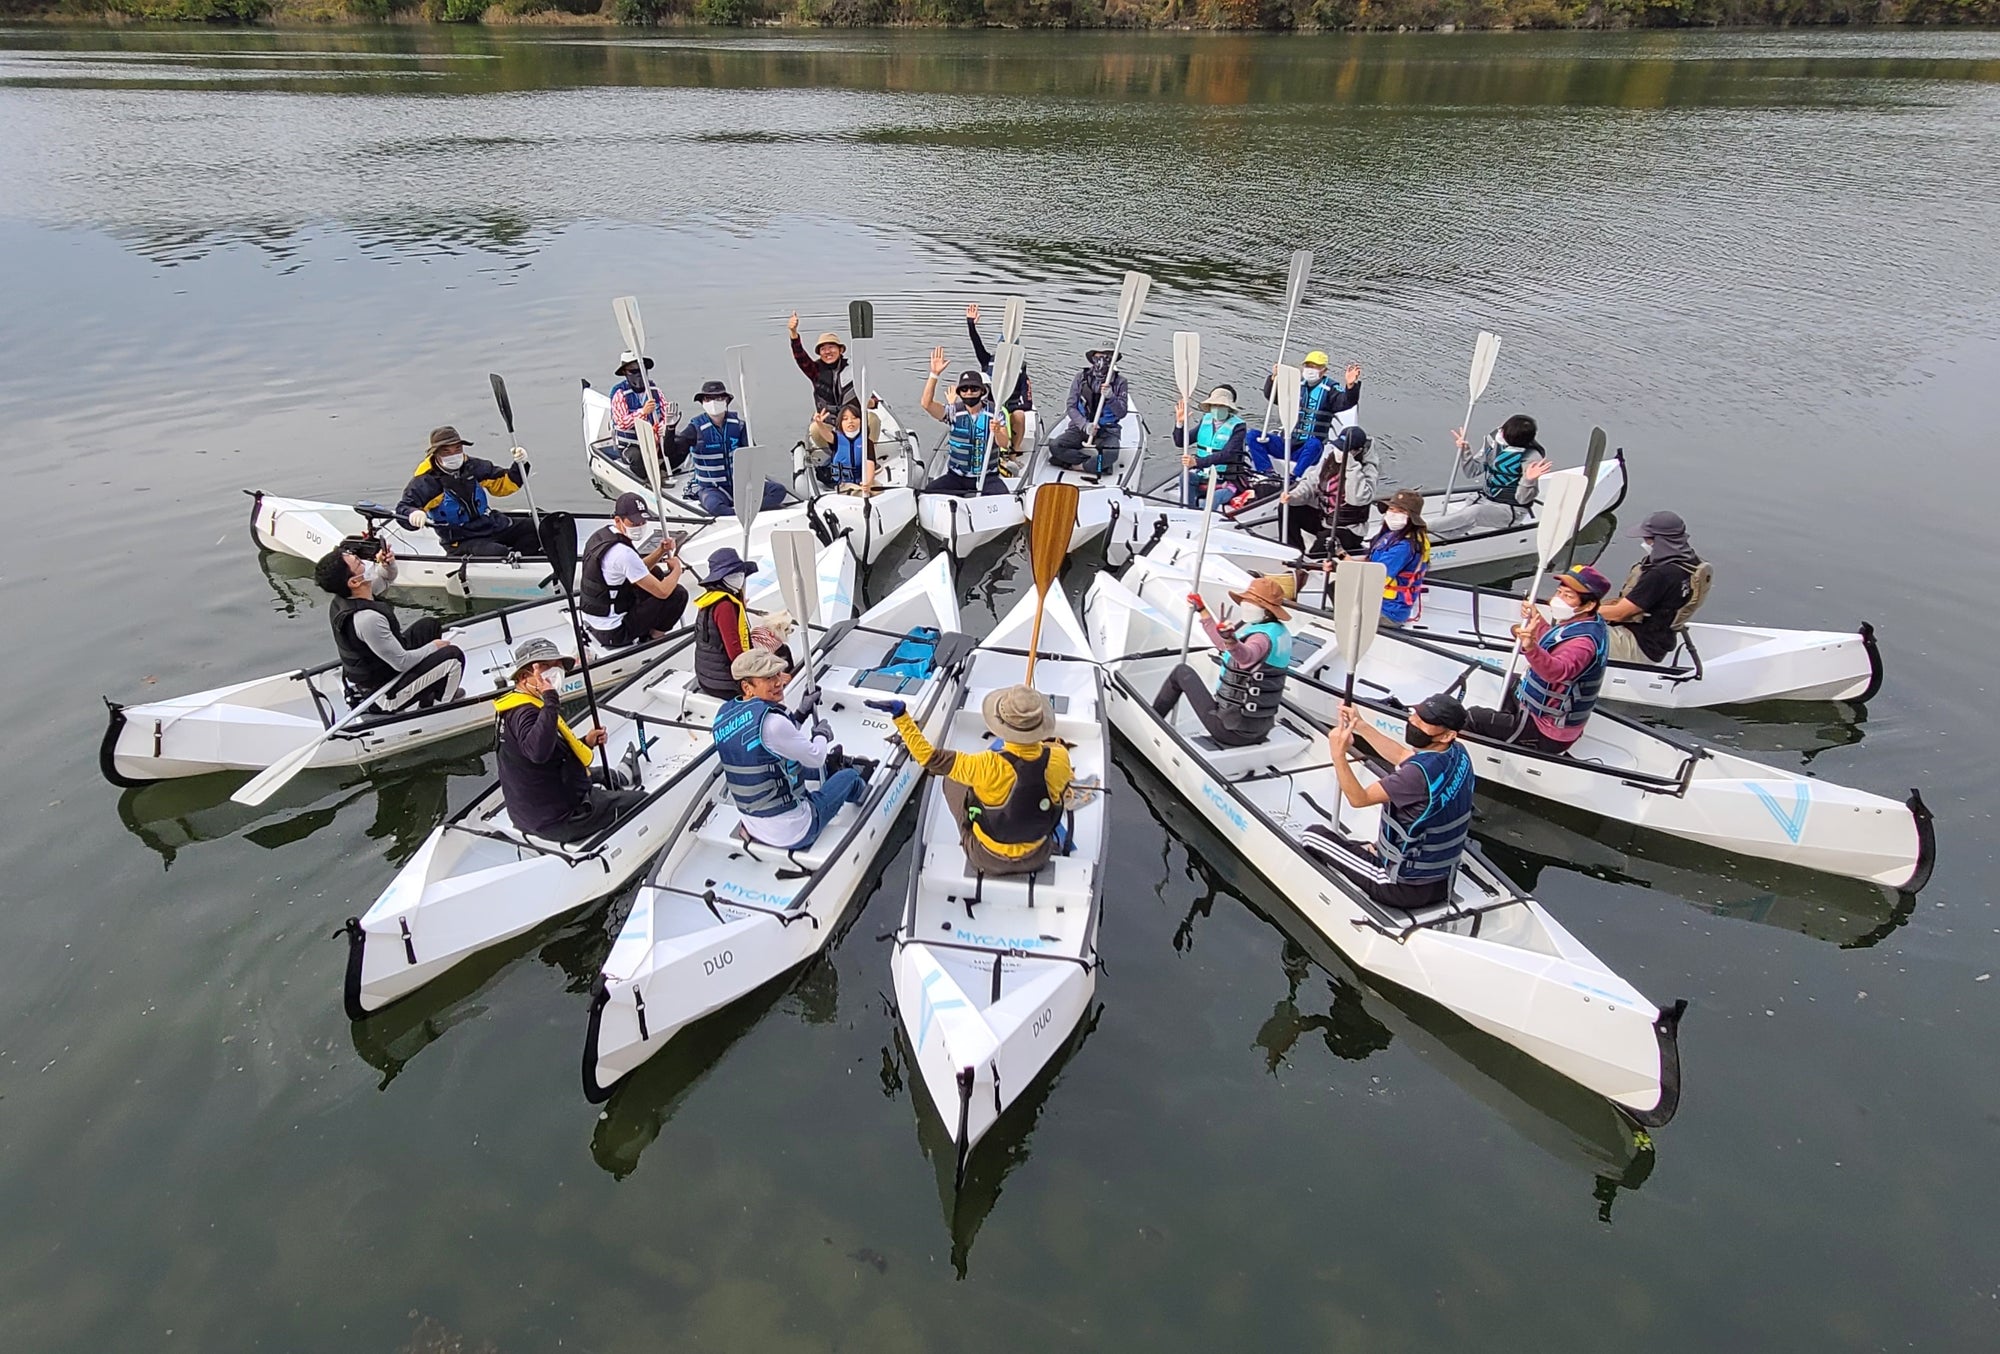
[1344,363,1362,386]
[863,698,907,718]
[787,311,800,337]
[1522,458,1555,481]
[928,346,948,377]
[965,303,980,321]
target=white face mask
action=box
[1237,602,1266,625]
[1301,367,1324,386]
[703,400,728,419]
[1383,511,1409,532]
[725,571,749,591]
[542,664,568,688]
[437,452,466,472]
[1642,538,1655,554]
[1548,597,1578,621]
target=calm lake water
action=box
[2,23,1997,1352]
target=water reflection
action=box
[1253,942,1394,1071]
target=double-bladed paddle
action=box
[1083,270,1150,448]
[1442,330,1501,507]
[1497,467,1593,692]
[1172,330,1200,505]
[538,509,602,734]
[1024,481,1079,684]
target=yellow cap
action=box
[1303,350,1330,368]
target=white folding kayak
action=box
[891,584,1108,1184]
[1082,572,1684,1125]
[1124,551,1934,891]
[1139,533,1886,710]
[582,555,969,1101]
[580,382,920,567]
[1013,404,1145,553]
[911,411,1042,559]
[341,557,864,1018]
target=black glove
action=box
[811,718,834,743]
[864,698,907,718]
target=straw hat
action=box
[1200,385,1240,410]
[813,331,846,353]
[981,685,1056,743]
[1226,575,1293,622]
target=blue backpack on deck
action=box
[855,626,942,694]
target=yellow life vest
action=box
[493,689,593,767]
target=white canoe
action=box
[910,411,1042,559]
[891,584,1108,1184]
[581,383,920,567]
[1124,552,1935,891]
[100,594,681,785]
[1082,572,1684,1125]
[342,552,864,1018]
[1014,405,1145,553]
[1140,533,1885,710]
[582,555,969,1101]
[1108,453,1629,576]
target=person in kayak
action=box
[965,302,1033,453]
[1151,575,1293,748]
[809,400,880,493]
[788,313,857,415]
[1464,564,1612,754]
[1428,414,1554,540]
[1047,348,1128,474]
[1264,351,1361,474]
[692,547,765,699]
[865,684,1073,877]
[1279,425,1379,557]
[714,649,871,851]
[675,379,782,516]
[578,492,687,650]
[494,637,642,843]
[1365,490,1432,626]
[1598,510,1709,664]
[314,546,466,711]
[1174,385,1249,507]
[1315,692,1475,912]
[395,426,541,557]
[607,352,681,480]
[920,349,1012,496]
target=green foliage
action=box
[695,0,750,20]
[101,0,272,18]
[424,0,486,18]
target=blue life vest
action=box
[1368,532,1428,625]
[1482,434,1533,502]
[609,377,657,449]
[1295,379,1343,446]
[427,463,489,531]
[1193,413,1243,460]
[1518,616,1609,730]
[686,412,748,488]
[713,697,803,818]
[946,406,1000,478]
[1377,742,1474,885]
[1213,619,1293,737]
[827,428,867,485]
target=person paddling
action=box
[395,426,541,557]
[1598,510,1707,664]
[578,492,687,650]
[787,313,857,415]
[966,303,1033,453]
[865,684,1073,877]
[1264,351,1361,474]
[1463,564,1612,754]
[920,348,1011,496]
[314,547,466,712]
[809,400,879,493]
[1151,576,1293,748]
[493,637,641,842]
[1175,385,1249,507]
[1429,414,1553,540]
[608,352,681,480]
[676,379,780,515]
[714,649,870,851]
[1313,693,1475,913]
[1364,490,1431,626]
[1048,347,1128,474]
[1279,425,1378,557]
[691,547,765,699]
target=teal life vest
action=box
[945,406,1000,478]
[1194,412,1243,457]
[687,412,749,488]
[1213,619,1293,737]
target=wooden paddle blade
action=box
[612,296,646,360]
[1283,249,1313,312]
[771,527,821,626]
[489,373,514,433]
[1173,330,1201,403]
[1532,471,1592,570]
[1029,482,1080,593]
[539,510,580,585]
[1002,296,1025,345]
[1275,363,1303,439]
[1468,330,1501,404]
[1331,559,1391,669]
[990,342,1025,413]
[1117,270,1152,330]
[847,300,874,341]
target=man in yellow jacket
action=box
[866,684,1071,876]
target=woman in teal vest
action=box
[1174,385,1248,507]
[1151,575,1294,748]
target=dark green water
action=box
[2,24,1997,1351]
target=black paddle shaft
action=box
[538,511,602,731]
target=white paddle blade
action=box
[732,444,785,534]
[990,343,1025,413]
[1468,330,1500,404]
[1173,330,1201,403]
[232,740,321,807]
[1532,470,1593,570]
[725,344,751,425]
[1002,296,1025,345]
[771,527,821,627]
[1275,363,1304,439]
[1117,270,1152,330]
[1331,559,1391,669]
[613,296,647,362]
[1284,249,1313,311]
[635,419,664,495]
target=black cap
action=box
[955,370,988,390]
[1413,692,1467,731]
[612,491,655,522]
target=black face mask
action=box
[1404,721,1438,749]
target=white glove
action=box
[406,509,427,529]
[661,400,681,425]
[511,445,528,463]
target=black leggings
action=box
[1463,696,1575,755]
[1285,503,1371,557]
[1151,664,1264,747]
[445,515,542,558]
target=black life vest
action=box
[579,525,634,621]
[1212,620,1292,738]
[693,588,748,696]
[329,596,402,699]
[968,746,1064,848]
